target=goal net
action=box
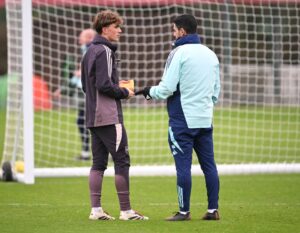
[2,0,300,183]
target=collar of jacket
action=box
[92,34,117,52]
[173,34,201,48]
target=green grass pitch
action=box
[1,106,299,167]
[0,108,300,232]
[0,174,299,233]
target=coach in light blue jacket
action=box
[136,14,221,221]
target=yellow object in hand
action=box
[119,80,134,91]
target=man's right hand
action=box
[126,88,135,99]
[135,87,152,100]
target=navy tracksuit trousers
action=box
[77,109,90,152]
[168,126,219,212]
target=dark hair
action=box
[93,10,123,34]
[173,14,197,34]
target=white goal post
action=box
[1,0,300,183]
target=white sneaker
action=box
[119,210,149,220]
[89,210,115,220]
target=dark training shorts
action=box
[89,123,130,171]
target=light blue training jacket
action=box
[149,43,221,129]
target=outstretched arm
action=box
[136,49,181,100]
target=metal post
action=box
[22,0,34,184]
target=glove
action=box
[135,87,152,100]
